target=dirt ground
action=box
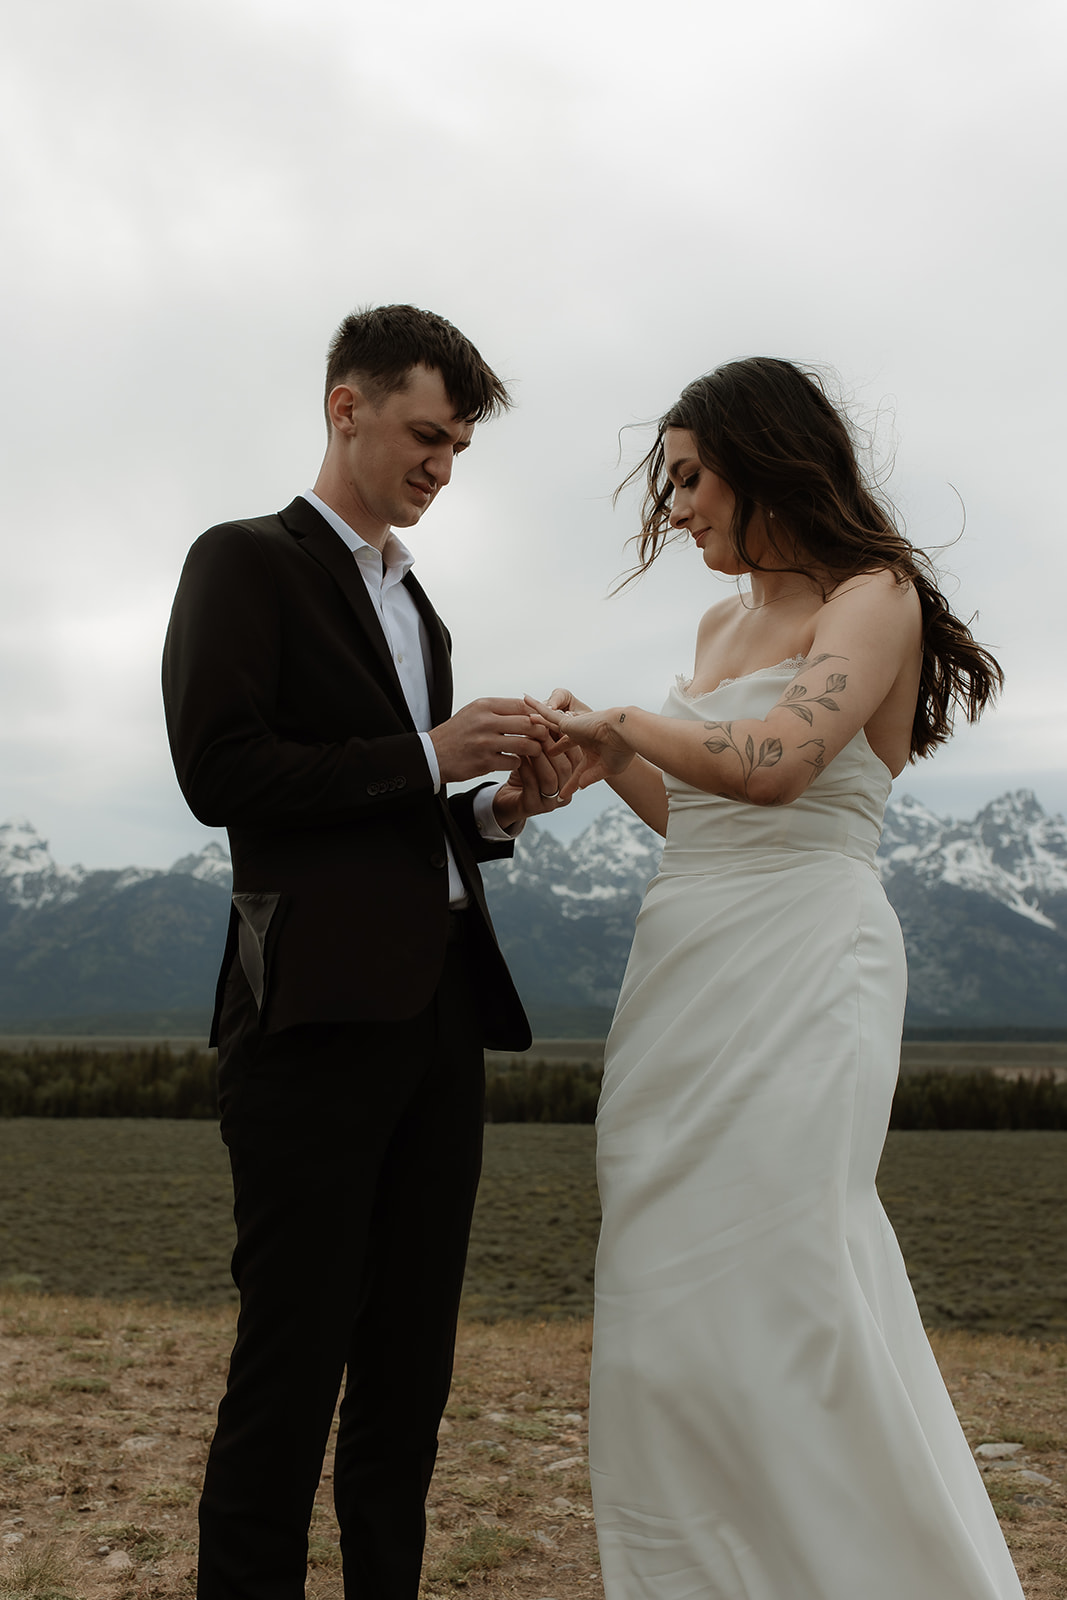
[0,1291,1063,1598]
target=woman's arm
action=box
[535,573,923,808]
[607,757,669,836]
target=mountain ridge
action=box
[1,791,1065,1030]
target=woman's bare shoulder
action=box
[826,568,921,623]
[696,596,744,638]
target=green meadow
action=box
[0,1120,1063,1339]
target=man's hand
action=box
[429,698,548,784]
[491,727,583,830]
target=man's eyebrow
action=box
[412,419,470,442]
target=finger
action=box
[478,697,537,716]
[559,767,586,803]
[523,694,560,723]
[527,746,563,797]
[486,714,542,736]
[542,740,579,792]
[498,735,554,762]
[545,688,572,711]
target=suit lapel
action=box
[277,498,411,722]
[404,572,453,724]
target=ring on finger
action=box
[539,788,561,801]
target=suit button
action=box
[367,782,380,796]
[430,852,447,870]
[397,776,407,789]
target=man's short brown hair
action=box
[325,304,511,426]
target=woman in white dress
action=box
[529,359,1023,1599]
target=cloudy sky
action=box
[3,0,1064,868]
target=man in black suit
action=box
[162,305,570,1600]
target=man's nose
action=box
[426,448,454,489]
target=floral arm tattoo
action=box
[702,656,849,797]
[701,722,783,798]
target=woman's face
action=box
[665,428,765,575]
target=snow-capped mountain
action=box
[0,821,231,911]
[1,794,1065,1031]
[0,817,86,910]
[482,792,1067,1030]
[877,790,1067,931]
[169,842,234,891]
[0,821,232,1026]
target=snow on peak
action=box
[879,791,1067,929]
[0,816,85,909]
[170,841,233,889]
[570,804,663,885]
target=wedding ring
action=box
[539,789,562,801]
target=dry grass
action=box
[0,1292,1062,1598]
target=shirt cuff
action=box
[473,782,525,839]
[418,732,441,794]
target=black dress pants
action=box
[197,924,485,1600]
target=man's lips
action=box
[408,480,434,500]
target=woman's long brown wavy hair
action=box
[617,357,1002,760]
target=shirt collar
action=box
[301,489,415,580]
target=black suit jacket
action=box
[162,496,531,1051]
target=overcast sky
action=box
[3,0,1064,868]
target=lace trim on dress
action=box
[676,655,808,701]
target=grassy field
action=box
[0,1122,1064,1338]
[0,1293,1063,1599]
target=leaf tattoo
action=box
[779,670,848,723]
[703,720,783,797]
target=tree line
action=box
[0,1047,1065,1129]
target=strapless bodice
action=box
[659,662,892,873]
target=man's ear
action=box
[326,383,364,437]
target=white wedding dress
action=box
[589,664,1024,1600]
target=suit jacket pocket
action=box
[232,891,282,1012]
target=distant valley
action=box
[1,789,1065,1035]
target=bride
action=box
[529,358,1023,1599]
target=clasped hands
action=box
[428,689,631,830]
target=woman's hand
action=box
[525,693,636,799]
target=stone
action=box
[437,1417,453,1436]
[1018,1469,1054,1486]
[104,1550,133,1571]
[974,1442,1023,1459]
[544,1454,585,1473]
[468,1440,509,1461]
[119,1434,160,1453]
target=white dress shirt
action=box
[301,490,514,907]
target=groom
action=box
[162,305,569,1599]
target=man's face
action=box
[335,364,474,535]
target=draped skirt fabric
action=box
[590,845,1024,1600]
